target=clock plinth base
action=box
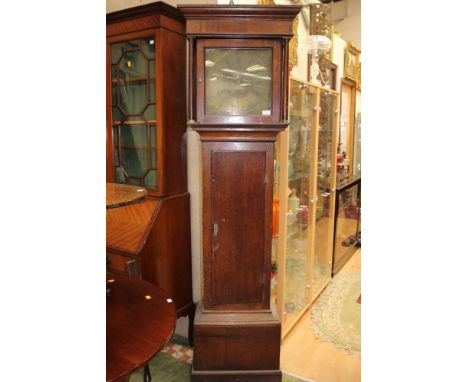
[191,368,282,382]
[192,303,281,380]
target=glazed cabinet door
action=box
[107,33,160,191]
[202,142,274,310]
[281,80,315,333]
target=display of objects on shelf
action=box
[272,78,339,339]
[339,78,356,178]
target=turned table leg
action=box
[144,365,151,382]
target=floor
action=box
[280,249,361,382]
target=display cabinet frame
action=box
[274,77,340,339]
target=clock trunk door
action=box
[203,142,274,310]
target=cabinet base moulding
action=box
[191,368,282,382]
[192,303,281,375]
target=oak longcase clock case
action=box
[179,5,301,382]
[106,2,195,330]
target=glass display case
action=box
[332,177,361,276]
[274,78,339,338]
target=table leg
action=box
[188,305,195,347]
[144,364,151,382]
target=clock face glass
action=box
[205,48,272,116]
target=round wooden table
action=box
[106,273,177,382]
[106,183,147,209]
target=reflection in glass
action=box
[283,81,315,332]
[110,38,157,189]
[353,111,361,176]
[113,124,157,188]
[271,142,280,312]
[311,91,337,296]
[121,148,148,177]
[334,182,360,274]
[205,48,272,116]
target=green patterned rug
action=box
[129,335,313,382]
[310,271,361,355]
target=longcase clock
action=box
[178,5,301,382]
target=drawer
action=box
[106,251,139,278]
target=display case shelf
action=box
[288,172,309,182]
[111,76,155,83]
[112,120,157,125]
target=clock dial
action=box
[205,48,272,116]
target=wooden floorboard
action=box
[280,250,361,382]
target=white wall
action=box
[290,5,311,82]
[107,0,215,13]
[332,33,347,93]
[334,14,361,49]
[332,0,361,48]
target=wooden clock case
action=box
[179,5,301,381]
[106,2,195,337]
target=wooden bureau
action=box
[106,193,194,325]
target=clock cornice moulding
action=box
[107,1,184,23]
[178,5,301,20]
[179,5,302,37]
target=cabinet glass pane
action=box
[283,81,315,331]
[113,123,157,189]
[121,148,148,177]
[110,37,155,120]
[110,37,157,190]
[353,110,361,177]
[311,91,337,296]
[120,124,147,147]
[334,183,360,274]
[205,48,272,116]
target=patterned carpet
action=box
[310,271,361,355]
[129,334,313,382]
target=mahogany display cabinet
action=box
[178,5,301,382]
[106,2,195,334]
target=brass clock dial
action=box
[205,48,272,116]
